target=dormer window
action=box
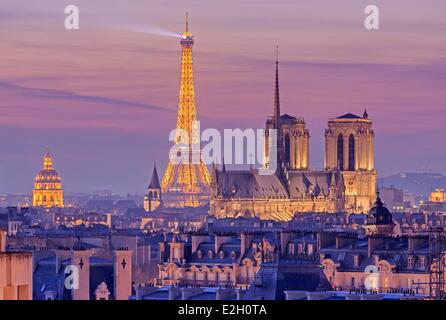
[408,255,414,268]
[307,244,314,255]
[230,251,237,259]
[196,250,202,258]
[419,256,426,268]
[208,250,213,259]
[353,254,360,268]
[219,251,225,259]
[289,243,295,255]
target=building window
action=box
[297,243,303,255]
[289,243,295,255]
[348,134,355,171]
[337,134,344,170]
[307,244,314,255]
[353,254,359,268]
[419,256,425,268]
[408,256,414,268]
[284,133,291,165]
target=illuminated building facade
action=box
[430,189,446,203]
[210,55,377,220]
[161,15,211,208]
[32,148,64,207]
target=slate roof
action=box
[189,242,242,265]
[143,290,170,300]
[320,236,431,273]
[243,260,331,300]
[215,170,342,200]
[148,165,161,189]
[188,292,217,300]
[336,113,362,119]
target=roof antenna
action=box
[185,12,189,33]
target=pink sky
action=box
[0,0,445,193]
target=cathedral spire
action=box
[272,45,284,169]
[273,45,281,131]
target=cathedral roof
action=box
[280,114,297,120]
[337,113,362,119]
[215,170,341,200]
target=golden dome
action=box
[32,147,64,207]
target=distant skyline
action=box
[0,0,445,194]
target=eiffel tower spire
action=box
[161,14,211,208]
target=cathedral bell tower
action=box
[324,110,377,213]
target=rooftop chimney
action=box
[0,229,6,252]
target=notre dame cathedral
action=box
[210,56,377,221]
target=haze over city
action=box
[0,0,445,194]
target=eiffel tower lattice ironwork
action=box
[161,13,211,208]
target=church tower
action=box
[32,147,64,207]
[144,163,162,212]
[161,14,211,207]
[264,47,310,171]
[325,111,374,172]
[324,111,376,213]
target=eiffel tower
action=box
[161,14,211,208]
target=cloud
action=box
[0,80,175,113]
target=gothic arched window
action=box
[284,133,291,165]
[348,134,355,171]
[337,134,344,170]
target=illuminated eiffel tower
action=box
[161,14,211,208]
